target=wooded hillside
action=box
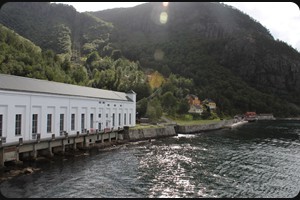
[1,2,300,118]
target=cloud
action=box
[223,2,300,52]
[56,2,146,12]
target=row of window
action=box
[111,113,132,127]
[0,112,132,137]
[98,101,123,107]
[0,113,66,136]
[0,114,3,137]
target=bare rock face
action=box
[219,37,300,104]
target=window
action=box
[124,113,126,125]
[32,114,38,134]
[0,114,3,137]
[60,114,64,132]
[71,114,75,131]
[98,114,101,118]
[106,113,108,118]
[81,114,85,132]
[112,113,115,126]
[119,113,121,126]
[15,114,22,135]
[98,123,101,131]
[129,113,132,124]
[90,113,94,129]
[47,114,52,133]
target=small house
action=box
[186,94,203,114]
[188,104,203,115]
[203,99,217,111]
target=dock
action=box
[0,130,122,167]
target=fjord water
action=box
[1,120,300,198]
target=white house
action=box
[188,104,203,115]
[0,73,136,145]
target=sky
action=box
[55,2,300,52]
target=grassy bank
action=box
[132,118,225,130]
[131,124,164,130]
[173,118,222,126]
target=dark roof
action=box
[0,73,133,101]
[204,98,214,102]
[191,105,202,109]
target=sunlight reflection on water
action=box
[1,120,300,198]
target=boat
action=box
[244,112,258,122]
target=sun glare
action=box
[160,12,168,24]
[163,2,169,7]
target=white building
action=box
[0,73,136,145]
[188,104,203,115]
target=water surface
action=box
[1,120,300,198]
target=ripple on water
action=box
[1,121,300,198]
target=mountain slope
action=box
[91,2,300,116]
[0,23,73,83]
[1,2,300,117]
[0,2,113,61]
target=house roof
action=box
[0,73,134,102]
[191,104,202,109]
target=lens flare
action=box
[163,2,169,7]
[160,12,168,24]
[154,49,164,61]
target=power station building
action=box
[0,73,136,145]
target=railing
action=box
[32,133,41,142]
[1,137,6,143]
[0,137,6,147]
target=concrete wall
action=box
[257,114,276,120]
[126,125,177,141]
[123,120,236,141]
[0,130,119,166]
[176,119,235,134]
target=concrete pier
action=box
[0,130,121,167]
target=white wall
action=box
[0,89,136,144]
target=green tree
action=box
[72,65,88,85]
[86,51,100,66]
[111,49,122,60]
[136,97,148,118]
[161,91,177,115]
[177,98,190,114]
[146,98,162,122]
[200,108,211,120]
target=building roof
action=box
[204,98,214,103]
[0,73,134,101]
[190,104,202,109]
